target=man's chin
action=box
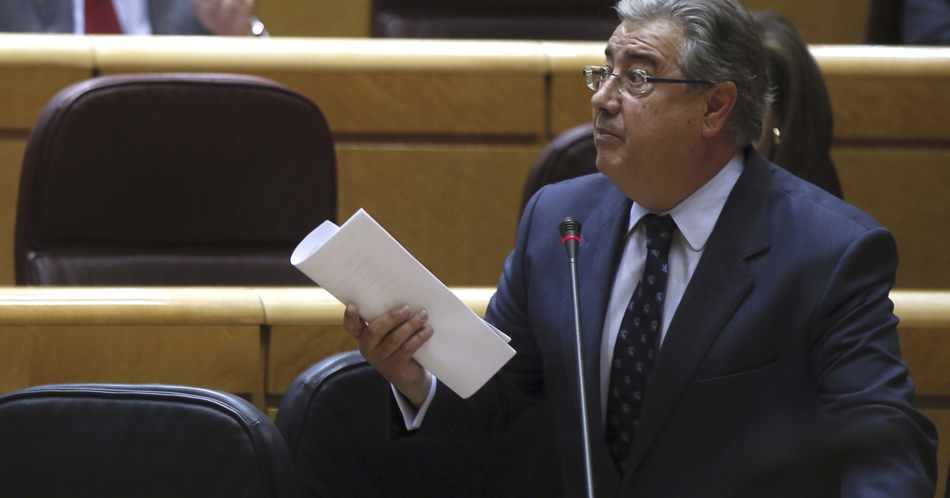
[595,153,622,176]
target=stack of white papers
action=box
[291,209,516,399]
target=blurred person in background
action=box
[0,0,265,36]
[752,10,843,198]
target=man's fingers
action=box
[394,323,433,359]
[342,304,367,339]
[382,309,427,348]
[364,305,414,348]
[340,304,433,394]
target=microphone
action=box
[559,217,595,498]
[560,217,581,260]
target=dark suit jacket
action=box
[0,0,210,35]
[903,0,950,44]
[420,150,937,497]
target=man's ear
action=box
[701,81,738,138]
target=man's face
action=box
[592,20,711,209]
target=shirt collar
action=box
[628,152,744,251]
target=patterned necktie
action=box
[85,0,123,34]
[604,213,677,474]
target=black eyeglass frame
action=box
[583,65,714,95]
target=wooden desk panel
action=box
[92,37,548,137]
[0,287,265,325]
[257,0,371,38]
[259,287,495,396]
[834,148,950,289]
[0,287,266,406]
[337,144,541,287]
[0,324,262,406]
[925,408,950,498]
[0,287,945,450]
[0,140,26,286]
[545,41,602,137]
[903,328,950,397]
[0,35,93,131]
[815,47,950,142]
[259,71,545,136]
[0,326,29,394]
[23,325,260,391]
[267,325,356,395]
[0,142,542,288]
[742,0,869,45]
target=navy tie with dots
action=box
[605,213,677,474]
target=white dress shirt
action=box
[73,0,153,35]
[598,154,743,418]
[397,153,745,430]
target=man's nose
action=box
[591,78,621,114]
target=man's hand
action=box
[343,303,433,407]
[189,0,256,36]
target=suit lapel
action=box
[622,150,774,477]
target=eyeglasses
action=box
[583,66,713,95]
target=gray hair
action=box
[615,0,772,144]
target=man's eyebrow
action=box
[603,47,658,69]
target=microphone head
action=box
[559,217,581,239]
[560,217,581,260]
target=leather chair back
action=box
[16,73,335,285]
[520,123,598,215]
[276,351,563,498]
[371,0,619,40]
[0,384,298,498]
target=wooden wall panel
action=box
[0,287,944,459]
[546,41,603,137]
[2,325,260,393]
[834,148,950,289]
[0,328,30,394]
[903,328,950,397]
[267,325,355,395]
[0,35,93,131]
[259,71,544,136]
[261,287,495,409]
[741,0,869,45]
[2,39,950,295]
[91,37,548,137]
[336,145,541,286]
[815,47,950,141]
[922,408,950,498]
[0,140,26,286]
[257,0,371,38]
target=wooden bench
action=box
[0,37,948,289]
[0,287,946,494]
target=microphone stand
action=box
[560,217,595,498]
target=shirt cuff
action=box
[392,373,437,431]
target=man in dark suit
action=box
[344,0,938,496]
[0,0,258,36]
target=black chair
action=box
[371,0,619,40]
[0,383,298,498]
[276,350,563,498]
[16,73,336,286]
